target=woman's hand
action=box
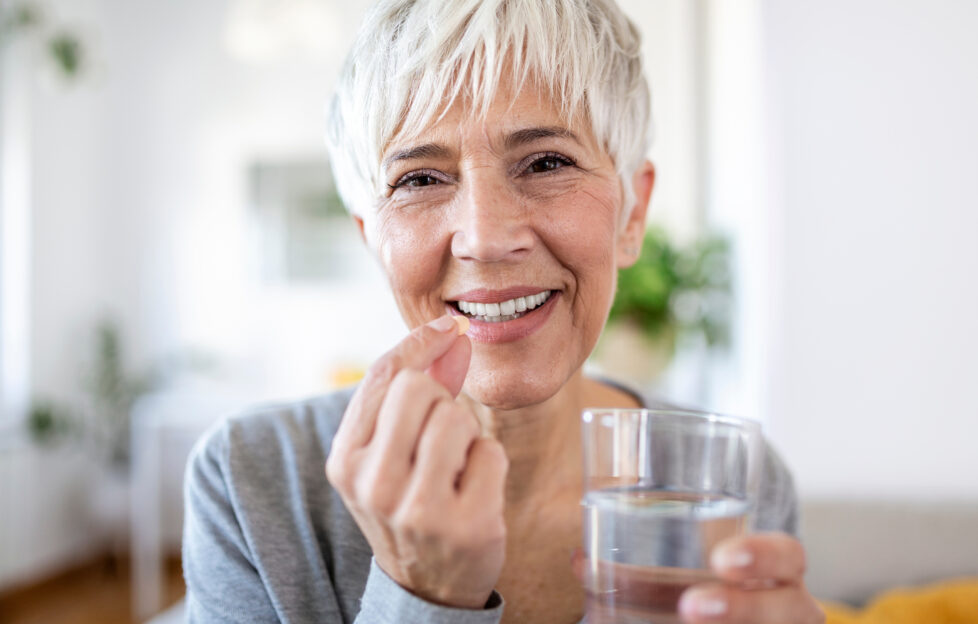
[325,315,509,609]
[679,533,825,623]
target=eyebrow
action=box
[383,143,452,169]
[503,126,582,150]
[382,126,582,169]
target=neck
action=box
[461,371,641,508]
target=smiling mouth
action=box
[451,290,554,323]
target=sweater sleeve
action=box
[183,412,504,623]
[355,559,504,624]
[182,426,281,623]
[755,441,800,536]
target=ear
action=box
[353,215,367,244]
[616,160,655,268]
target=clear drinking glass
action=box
[581,409,763,624]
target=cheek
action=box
[548,185,621,290]
[372,211,448,320]
[561,191,622,344]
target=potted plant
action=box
[0,2,86,79]
[591,227,732,390]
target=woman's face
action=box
[360,83,650,409]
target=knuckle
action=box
[428,399,464,433]
[362,483,397,518]
[324,454,348,489]
[446,404,477,434]
[366,354,402,387]
[400,330,429,356]
[390,368,433,398]
[487,516,507,542]
[354,463,399,517]
[384,369,409,398]
[325,448,361,495]
[392,502,433,536]
[388,366,417,391]
[447,515,487,547]
[424,401,451,431]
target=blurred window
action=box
[249,158,372,284]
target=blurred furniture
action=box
[822,579,978,623]
[146,598,186,624]
[130,389,255,621]
[801,500,978,605]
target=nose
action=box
[450,173,534,262]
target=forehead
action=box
[382,78,597,159]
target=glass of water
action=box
[581,409,763,624]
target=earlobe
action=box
[354,215,367,244]
[617,160,655,268]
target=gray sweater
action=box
[182,385,798,623]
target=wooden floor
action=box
[0,555,185,624]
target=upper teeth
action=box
[457,291,552,320]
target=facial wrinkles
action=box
[375,83,623,311]
[551,180,621,335]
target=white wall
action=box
[620,0,704,243]
[702,0,774,420]
[0,445,100,589]
[748,0,978,499]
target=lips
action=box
[446,287,560,343]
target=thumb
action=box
[426,333,471,397]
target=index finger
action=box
[333,315,470,452]
[710,532,807,584]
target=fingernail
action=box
[453,315,470,335]
[712,544,753,570]
[429,315,458,333]
[679,591,728,618]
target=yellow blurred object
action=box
[821,579,978,624]
[327,364,366,389]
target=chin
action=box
[462,367,568,411]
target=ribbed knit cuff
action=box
[356,558,504,624]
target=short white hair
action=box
[325,0,651,222]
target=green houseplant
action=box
[26,320,151,467]
[0,2,86,78]
[27,319,216,468]
[593,227,732,386]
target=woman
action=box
[183,1,824,622]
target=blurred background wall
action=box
[0,0,976,620]
[752,0,978,500]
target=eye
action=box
[388,169,446,190]
[522,152,576,175]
